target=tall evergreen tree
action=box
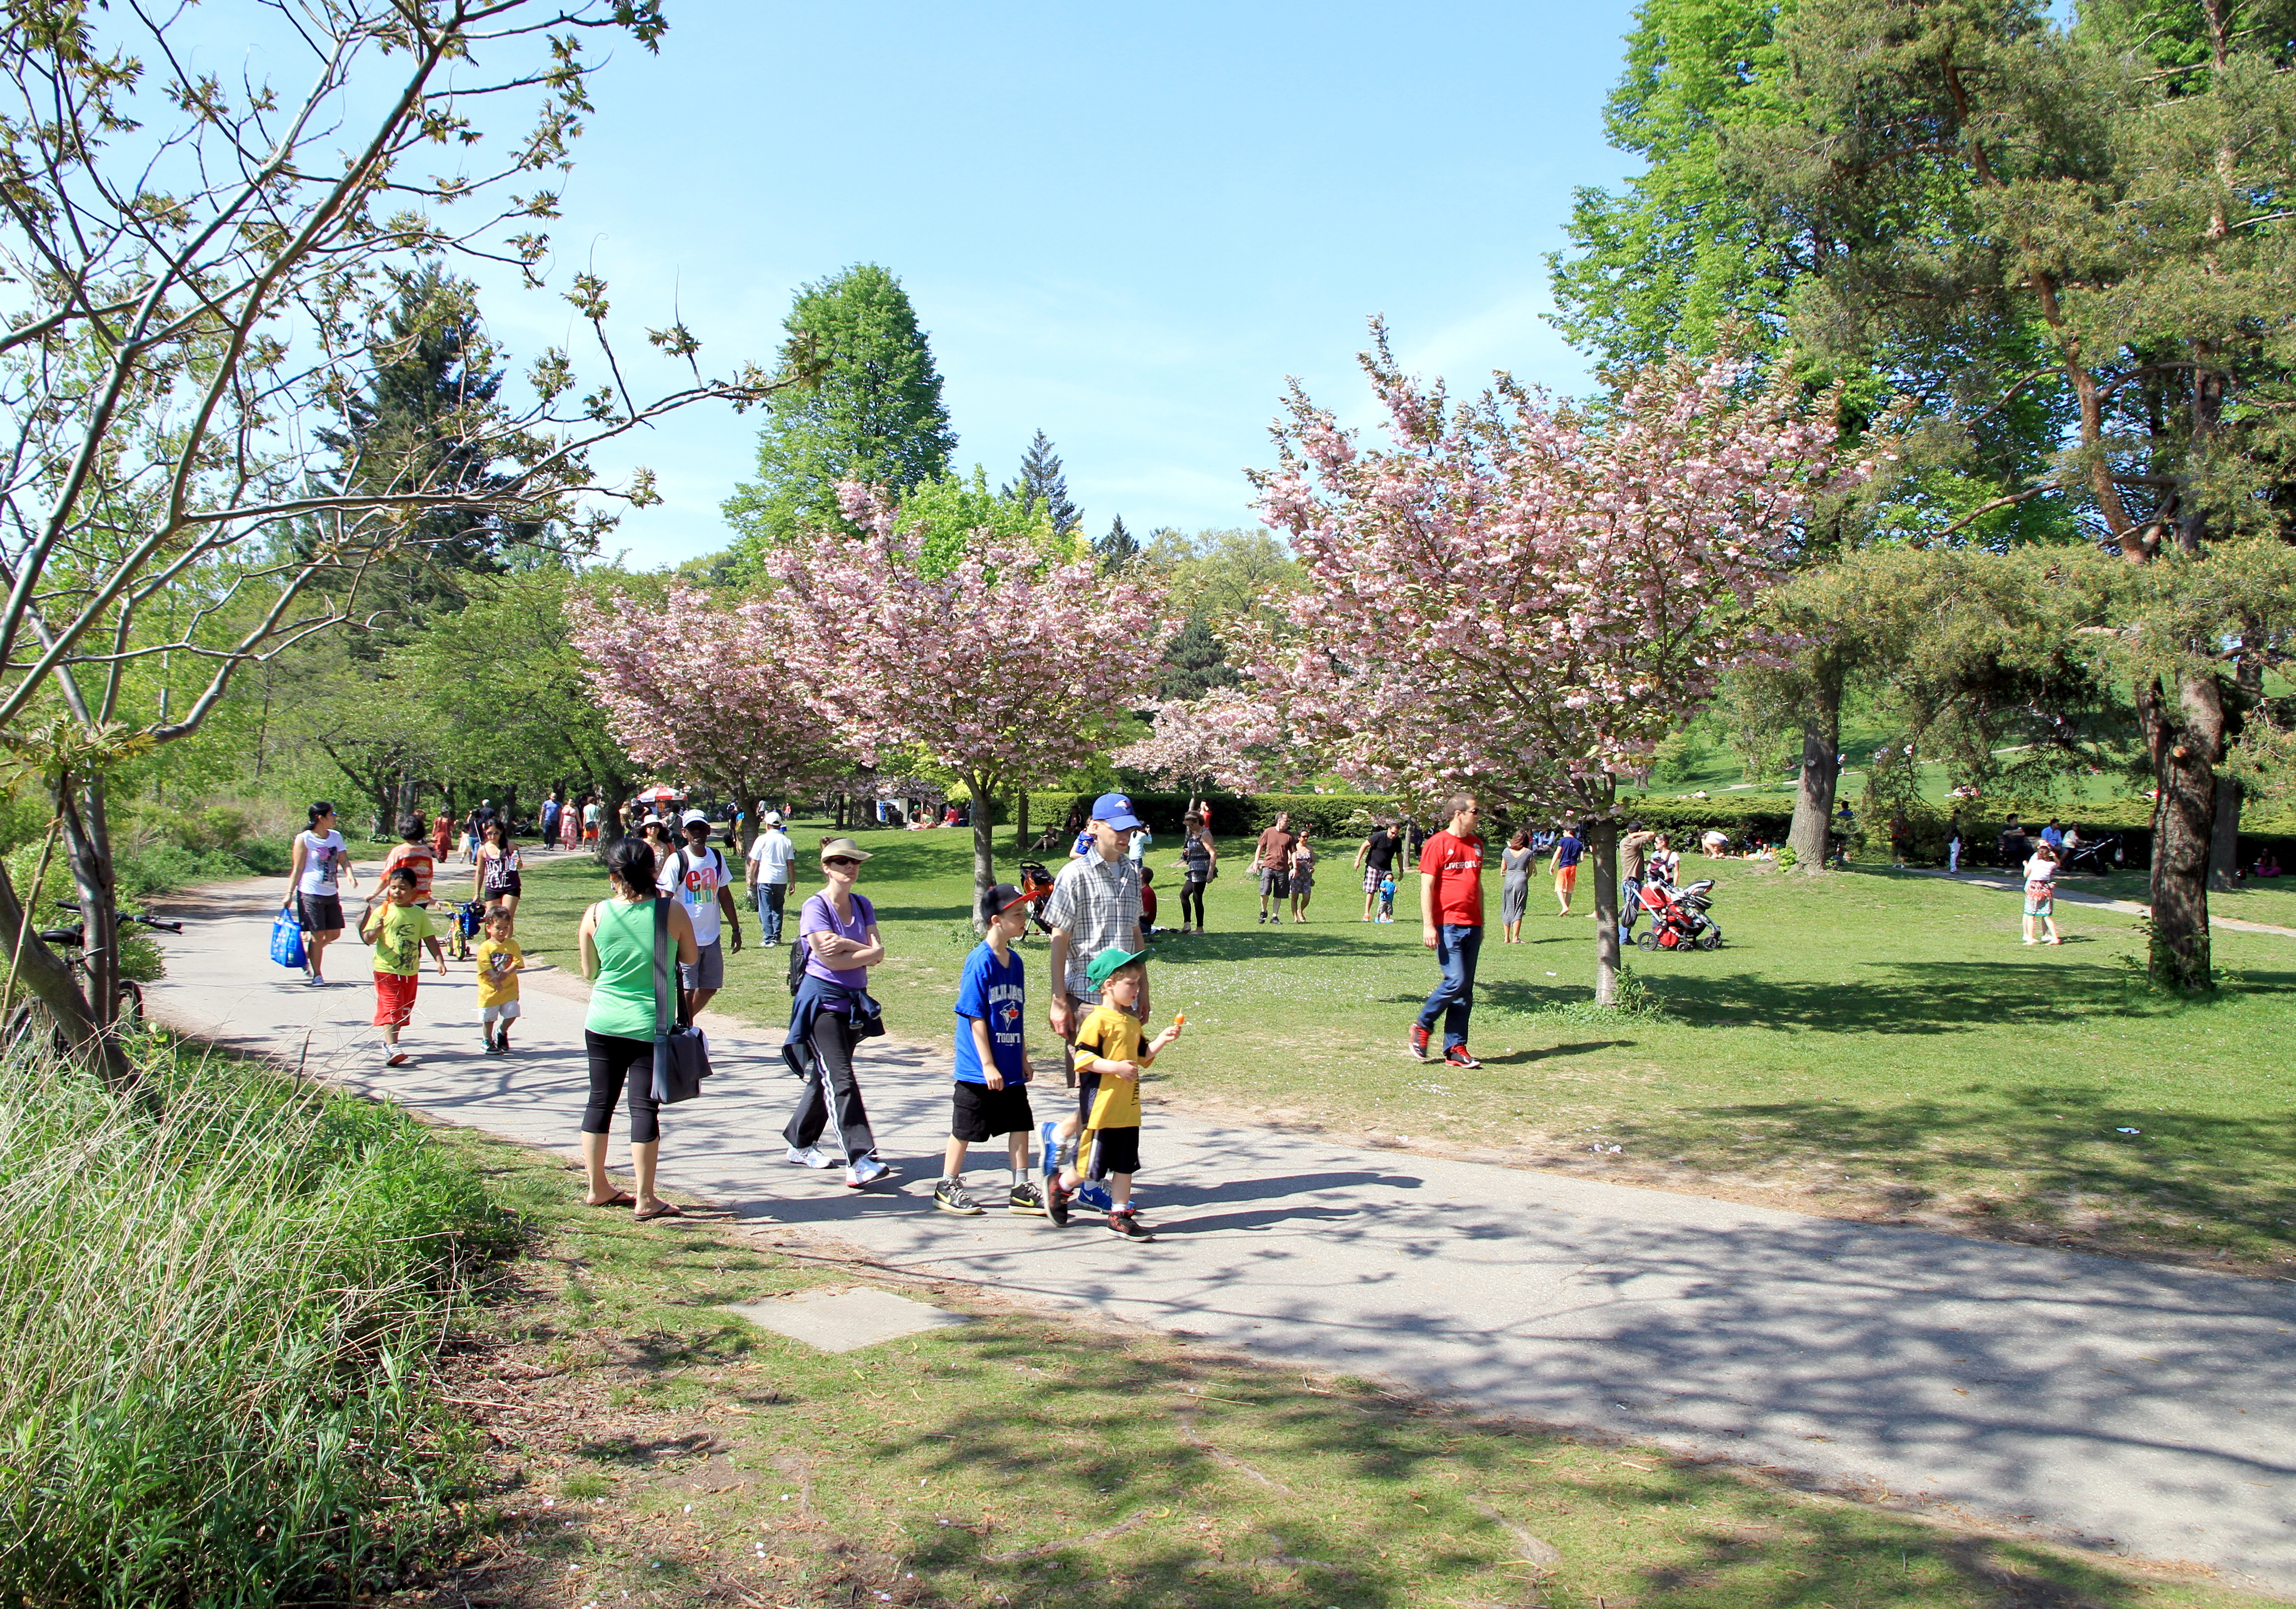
[316,264,530,630]
[724,263,956,553]
[1095,513,1140,573]
[1003,428,1081,538]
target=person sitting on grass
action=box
[2254,848,2282,878]
[936,884,1048,1219]
[361,864,447,1068]
[473,902,524,1055]
[1054,945,1184,1242]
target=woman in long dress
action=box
[1499,829,1535,943]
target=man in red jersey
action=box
[1411,794,1486,1069]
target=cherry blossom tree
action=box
[1243,323,1872,1004]
[568,584,853,830]
[1111,692,1275,793]
[763,483,1171,907]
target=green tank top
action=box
[584,896,661,1040]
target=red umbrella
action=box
[634,784,685,804]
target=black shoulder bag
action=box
[651,896,712,1104]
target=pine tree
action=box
[1003,428,1081,538]
[1094,514,1141,574]
[724,264,955,554]
[316,264,529,628]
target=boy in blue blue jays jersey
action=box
[936,883,1057,1219]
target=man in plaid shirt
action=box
[1041,792,1148,1213]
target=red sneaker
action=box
[1444,1045,1482,1070]
[1409,1023,1431,1062]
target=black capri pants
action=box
[583,1030,661,1145]
[1180,876,1207,927]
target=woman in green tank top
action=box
[576,838,696,1219]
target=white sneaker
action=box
[846,1156,891,1188]
[784,1145,833,1169]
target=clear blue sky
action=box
[473,1,1646,566]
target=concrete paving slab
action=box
[724,1287,968,1353]
[142,869,2296,1594]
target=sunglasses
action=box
[823,856,860,869]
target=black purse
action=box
[651,896,712,1104]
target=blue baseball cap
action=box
[1090,792,1144,831]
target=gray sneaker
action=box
[1008,1180,1048,1216]
[933,1178,983,1215]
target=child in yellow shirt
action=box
[1057,945,1182,1241]
[473,902,525,1055]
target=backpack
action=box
[786,896,812,995]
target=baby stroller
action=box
[1633,878,1723,951]
[1017,861,1059,936]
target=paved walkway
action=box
[146,868,2296,1592]
[1914,867,2296,938]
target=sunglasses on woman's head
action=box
[824,856,859,869]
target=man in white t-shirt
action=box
[660,809,743,1012]
[746,808,797,945]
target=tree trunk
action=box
[596,778,628,859]
[2208,774,2242,893]
[1589,817,1621,1007]
[47,778,135,1089]
[1016,790,1031,854]
[2138,669,2222,989]
[0,859,123,1088]
[1786,674,1843,870]
[967,774,998,925]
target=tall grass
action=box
[0,1037,512,1605]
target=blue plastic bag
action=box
[270,905,307,971]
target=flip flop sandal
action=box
[633,1203,686,1222]
[587,1191,638,1208]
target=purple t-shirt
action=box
[800,891,876,994]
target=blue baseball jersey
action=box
[953,940,1028,1085]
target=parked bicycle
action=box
[5,900,181,1044]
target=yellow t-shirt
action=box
[1074,1004,1146,1130]
[367,902,434,977]
[474,936,524,1007]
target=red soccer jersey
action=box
[1419,829,1485,927]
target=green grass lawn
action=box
[513,828,2296,1273]
[429,1125,2254,1609]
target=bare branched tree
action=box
[0,0,788,1083]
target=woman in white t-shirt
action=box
[284,800,359,987]
[2022,843,2062,946]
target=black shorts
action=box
[485,873,523,899]
[951,1079,1035,1142]
[296,892,344,933]
[1087,1126,1141,1177]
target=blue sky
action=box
[453,2,1643,564]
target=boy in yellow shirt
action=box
[473,902,525,1054]
[1056,945,1182,1241]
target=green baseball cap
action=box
[1084,944,1150,988]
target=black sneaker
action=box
[1008,1181,1048,1216]
[1409,1023,1431,1062]
[1047,1177,1071,1226]
[1106,1209,1154,1242]
[1444,1045,1483,1070]
[932,1178,983,1215]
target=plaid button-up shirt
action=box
[1045,849,1142,1001]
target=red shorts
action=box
[1555,864,1579,890]
[373,971,419,1027]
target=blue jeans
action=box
[1621,874,1643,934]
[757,881,788,944]
[1418,923,1483,1050]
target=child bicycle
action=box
[443,898,485,962]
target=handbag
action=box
[270,904,307,970]
[650,896,712,1104]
